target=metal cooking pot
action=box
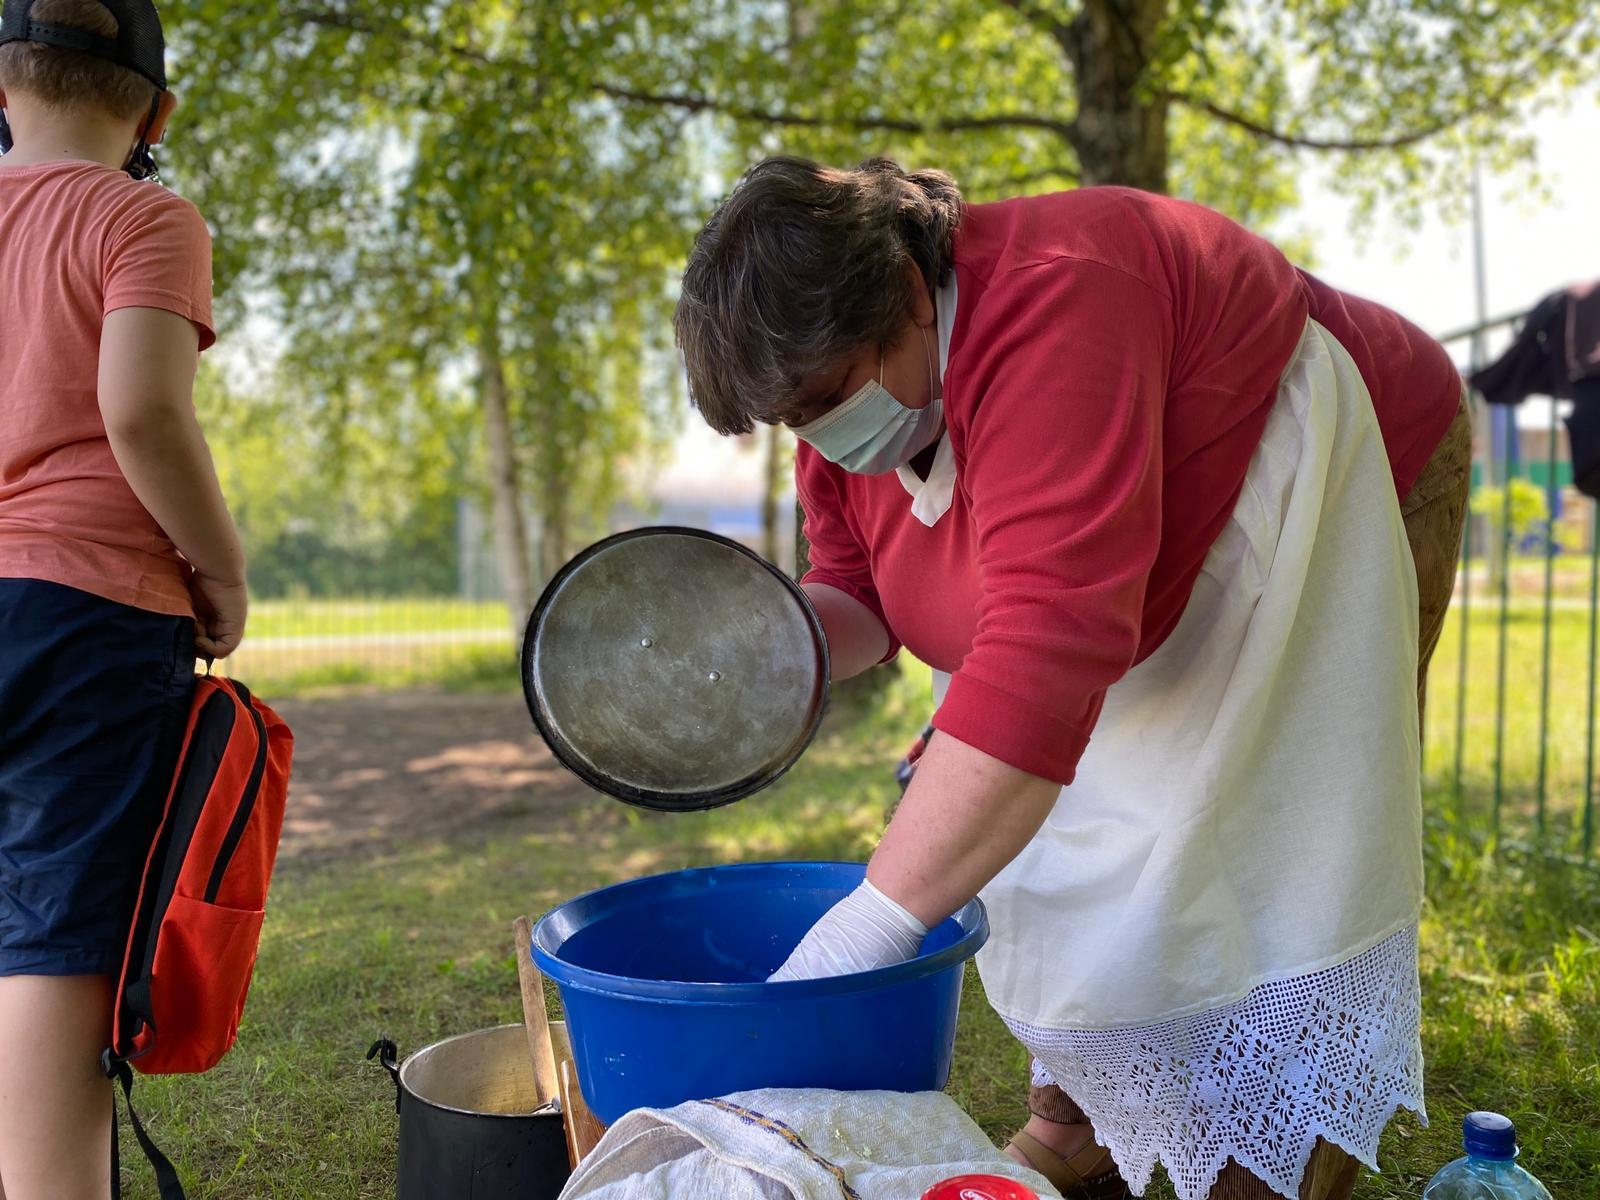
[368,1024,570,1200]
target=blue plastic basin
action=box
[530,861,989,1124]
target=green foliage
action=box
[1471,478,1556,550]
[165,2,690,582]
[158,2,1597,595]
[233,644,519,698]
[692,2,1306,222]
[597,1,1596,231]
[1262,0,1600,227]
[197,365,474,596]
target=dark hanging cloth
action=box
[1470,281,1600,498]
[1568,378,1600,498]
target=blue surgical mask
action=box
[795,329,943,475]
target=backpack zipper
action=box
[203,685,270,904]
[121,689,237,1043]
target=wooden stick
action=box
[559,1058,608,1167]
[512,915,561,1106]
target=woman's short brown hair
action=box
[0,0,157,121]
[676,156,965,436]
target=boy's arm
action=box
[99,306,247,659]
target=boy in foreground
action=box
[0,1,244,1194]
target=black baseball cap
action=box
[0,0,165,90]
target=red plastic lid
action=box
[921,1175,1040,1200]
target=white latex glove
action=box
[768,880,929,982]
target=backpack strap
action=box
[104,1052,186,1199]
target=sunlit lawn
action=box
[1424,604,1600,854]
[244,598,511,641]
[114,667,1600,1198]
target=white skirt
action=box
[936,320,1428,1199]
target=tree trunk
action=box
[1064,0,1169,191]
[794,499,811,581]
[540,450,570,583]
[786,0,819,584]
[761,425,784,567]
[786,1,819,48]
[476,320,535,636]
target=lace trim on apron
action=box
[1018,925,1425,1200]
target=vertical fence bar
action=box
[1536,400,1559,835]
[1586,510,1599,858]
[1465,166,1489,836]
[1453,469,1474,820]
[1492,421,1515,836]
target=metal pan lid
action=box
[521,527,829,811]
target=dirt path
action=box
[272,691,604,865]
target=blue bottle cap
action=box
[1463,1111,1517,1161]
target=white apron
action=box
[932,320,1427,1200]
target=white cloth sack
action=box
[557,1089,1060,1200]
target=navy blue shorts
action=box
[0,580,196,976]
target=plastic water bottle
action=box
[1423,1113,1552,1200]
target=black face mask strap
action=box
[0,109,13,155]
[125,93,162,181]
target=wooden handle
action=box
[558,1058,608,1168]
[512,915,561,1106]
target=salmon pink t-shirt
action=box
[0,160,215,617]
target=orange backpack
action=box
[103,674,294,1198]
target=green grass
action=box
[245,598,511,641]
[201,597,519,696]
[1424,605,1600,854]
[220,644,521,699]
[114,669,1600,1199]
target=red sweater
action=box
[798,188,1461,785]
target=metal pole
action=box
[1454,493,1473,817]
[1493,428,1514,835]
[1586,509,1599,858]
[1471,163,1489,370]
[1536,400,1559,834]
[1465,162,1491,838]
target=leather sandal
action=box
[1005,1130,1131,1200]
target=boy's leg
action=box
[0,583,198,1200]
[0,974,115,1200]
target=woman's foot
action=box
[1004,1115,1128,1199]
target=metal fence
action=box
[219,495,794,694]
[212,496,517,693]
[222,304,1598,864]
[1432,313,1597,862]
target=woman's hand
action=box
[768,880,927,982]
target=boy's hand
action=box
[191,572,248,660]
